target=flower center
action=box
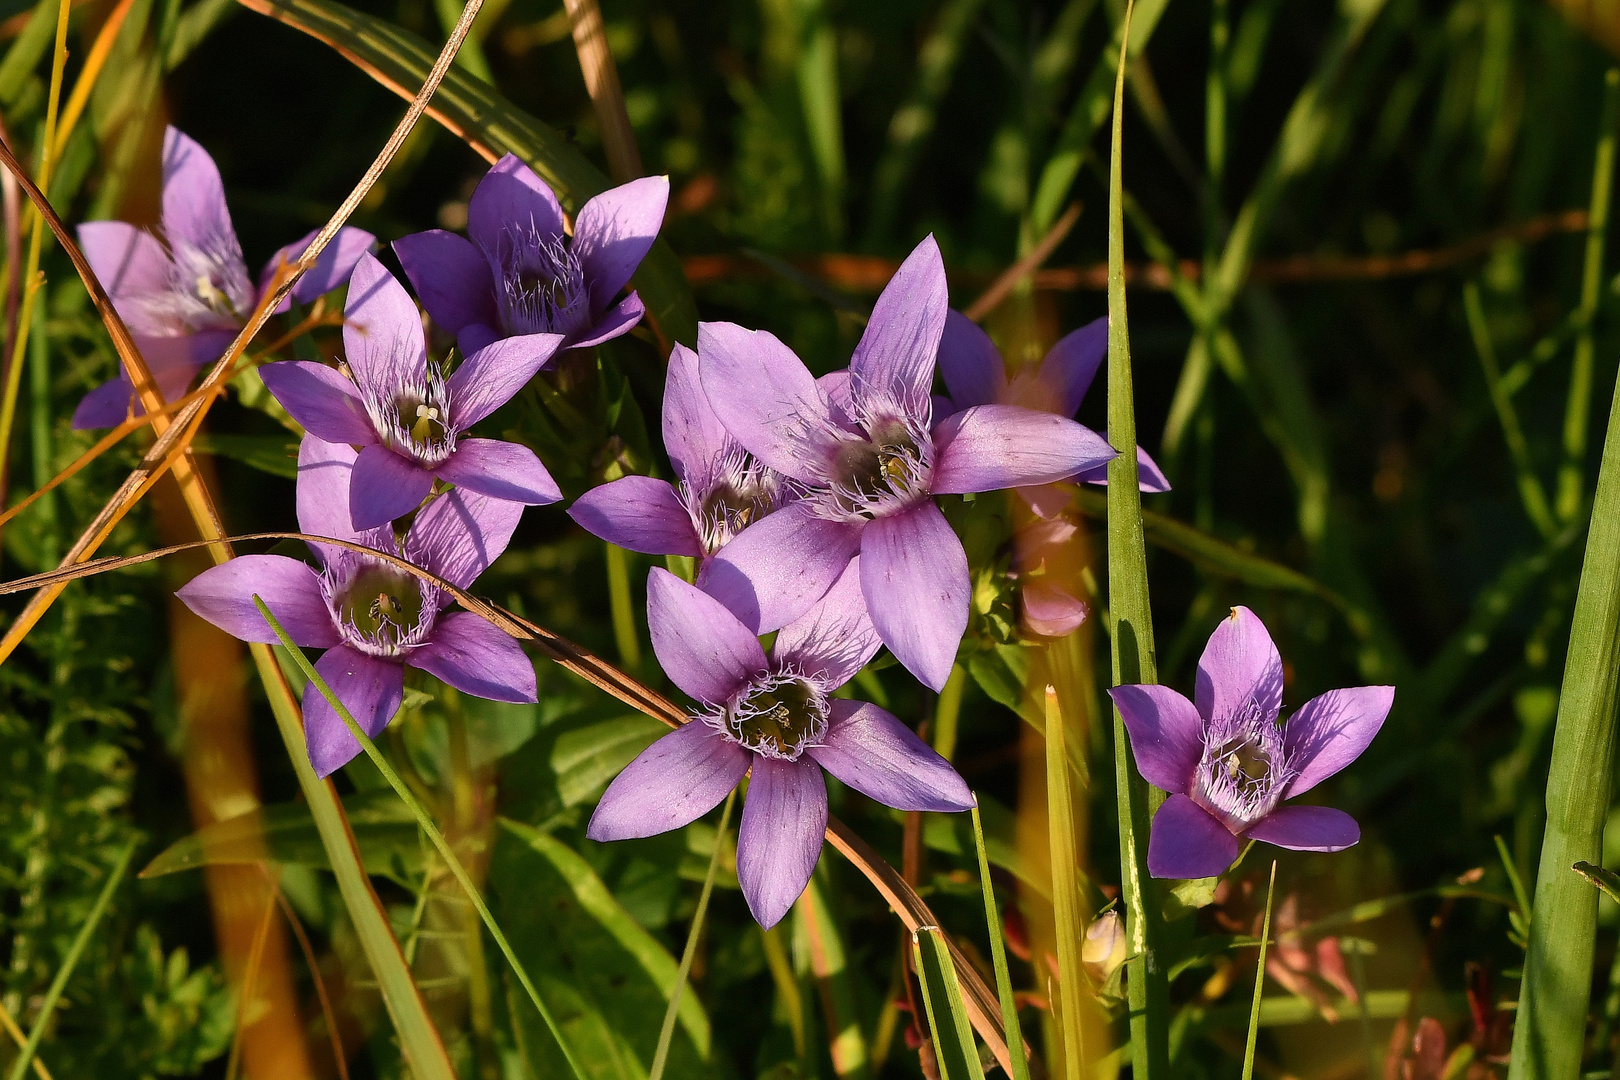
[825,417,930,520]
[724,674,828,760]
[689,448,782,555]
[332,564,431,657]
[395,396,448,450]
[494,226,591,339]
[1192,701,1292,831]
[356,360,455,468]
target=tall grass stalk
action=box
[971,804,1032,1080]
[1045,686,1089,1077]
[1240,862,1277,1080]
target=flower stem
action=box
[252,596,589,1080]
[932,663,966,763]
[1240,861,1278,1080]
[605,542,643,673]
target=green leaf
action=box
[237,0,697,348]
[494,819,720,1080]
[969,805,1031,1080]
[1162,876,1219,921]
[1573,861,1620,906]
[138,791,423,883]
[912,926,986,1080]
[190,433,299,478]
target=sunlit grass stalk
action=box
[253,597,589,1080]
[1507,320,1620,1078]
[932,663,966,763]
[605,542,642,672]
[649,790,735,1080]
[4,838,135,1080]
[911,927,986,1080]
[1044,686,1088,1077]
[1556,67,1620,523]
[1240,862,1278,1080]
[1103,1,1171,1074]
[970,804,1031,1080]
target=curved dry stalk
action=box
[0,528,1024,1073]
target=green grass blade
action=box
[1464,281,1556,538]
[4,838,136,1080]
[1240,862,1277,1080]
[970,804,1032,1080]
[1104,3,1170,1075]
[649,789,735,1080]
[253,597,590,1080]
[1045,686,1090,1078]
[1507,327,1620,1078]
[796,872,871,1079]
[912,927,987,1080]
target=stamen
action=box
[1192,700,1294,831]
[491,221,592,338]
[325,558,438,658]
[715,669,830,760]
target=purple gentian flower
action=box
[176,436,535,777]
[695,236,1117,691]
[567,342,787,561]
[393,154,668,357]
[1109,606,1393,879]
[74,126,374,429]
[587,563,974,929]
[937,312,1170,517]
[258,253,564,531]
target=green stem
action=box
[932,664,966,763]
[1045,688,1089,1078]
[1240,862,1278,1080]
[649,790,735,1080]
[970,805,1032,1080]
[1556,68,1620,523]
[252,597,589,1080]
[5,838,136,1080]
[605,543,642,673]
[1464,282,1556,538]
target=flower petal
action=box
[77,222,171,334]
[1196,606,1284,724]
[697,502,862,634]
[587,721,750,841]
[1107,684,1203,795]
[697,321,840,486]
[303,646,404,778]
[349,445,434,531]
[808,699,973,811]
[160,127,238,258]
[937,309,1005,410]
[411,611,537,703]
[570,291,645,349]
[859,502,968,692]
[468,154,567,257]
[258,360,376,445]
[662,342,730,486]
[175,555,338,647]
[343,253,427,401]
[647,567,766,705]
[932,405,1117,494]
[296,435,362,560]
[72,377,139,430]
[818,369,859,429]
[1245,805,1361,852]
[568,476,703,557]
[1074,445,1172,493]
[1039,316,1106,417]
[573,175,670,313]
[262,226,377,310]
[436,438,561,506]
[393,229,499,335]
[772,557,879,687]
[446,332,564,429]
[408,488,523,590]
[1147,793,1239,879]
[737,756,827,929]
[1020,581,1088,638]
[850,235,947,418]
[1281,686,1395,799]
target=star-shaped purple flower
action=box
[393,154,668,357]
[1109,606,1394,879]
[567,342,788,561]
[74,126,374,429]
[694,235,1118,691]
[258,253,564,531]
[176,436,535,777]
[588,562,973,928]
[937,312,1170,517]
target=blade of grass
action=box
[253,596,590,1080]
[48,0,137,160]
[605,542,642,673]
[912,927,986,1080]
[970,805,1031,1080]
[1240,862,1278,1080]
[796,872,870,1080]
[1464,281,1556,538]
[1104,3,1170,1075]
[4,838,136,1080]
[649,790,735,1080]
[1556,67,1620,523]
[0,997,51,1080]
[1507,313,1620,1078]
[1045,686,1089,1078]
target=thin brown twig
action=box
[561,0,641,182]
[261,866,351,1080]
[0,110,22,546]
[964,201,1082,321]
